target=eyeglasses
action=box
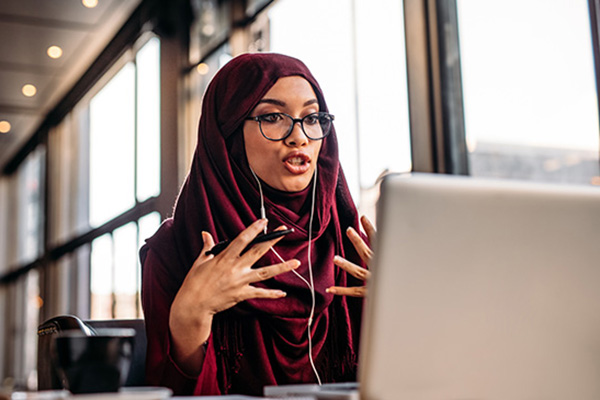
[245,112,334,141]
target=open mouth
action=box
[283,153,311,174]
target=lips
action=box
[283,152,311,174]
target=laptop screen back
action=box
[359,173,600,400]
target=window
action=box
[89,37,161,227]
[89,63,136,227]
[457,0,600,184]
[136,38,161,202]
[91,233,114,319]
[0,13,167,388]
[18,147,45,265]
[90,213,161,319]
[88,37,162,319]
[91,221,136,319]
[18,149,46,385]
[42,36,161,321]
[1,147,46,389]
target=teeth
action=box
[288,157,304,166]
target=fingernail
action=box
[333,255,341,262]
[277,291,287,297]
[289,260,301,269]
[326,287,336,294]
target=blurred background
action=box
[0,0,599,390]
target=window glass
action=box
[138,212,161,250]
[18,147,45,264]
[90,233,113,319]
[113,222,138,319]
[8,271,41,390]
[457,0,600,184]
[24,270,41,389]
[90,213,160,319]
[136,38,161,202]
[354,0,411,186]
[89,63,136,227]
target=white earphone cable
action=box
[249,167,268,234]
[249,165,322,385]
[306,163,321,384]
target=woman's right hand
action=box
[168,218,300,375]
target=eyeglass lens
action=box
[260,113,332,140]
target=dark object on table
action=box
[52,328,135,394]
[37,315,147,391]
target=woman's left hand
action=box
[327,215,376,297]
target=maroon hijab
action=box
[142,53,364,395]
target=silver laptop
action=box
[359,172,600,400]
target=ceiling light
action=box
[22,84,37,97]
[196,63,210,75]
[0,120,11,133]
[47,45,63,59]
[82,0,98,8]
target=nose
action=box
[284,120,308,147]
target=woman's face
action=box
[243,76,323,192]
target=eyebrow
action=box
[258,98,319,107]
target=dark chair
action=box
[37,315,147,390]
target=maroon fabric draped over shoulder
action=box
[140,53,365,396]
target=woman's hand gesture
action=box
[327,215,376,298]
[168,219,299,374]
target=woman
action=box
[140,52,374,396]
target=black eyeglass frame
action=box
[245,112,335,142]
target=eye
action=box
[303,113,320,126]
[258,113,284,124]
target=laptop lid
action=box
[359,173,600,400]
